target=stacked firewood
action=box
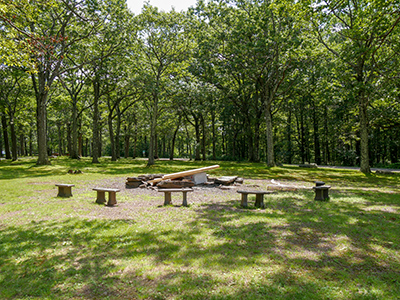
[125,174,163,189]
[126,174,243,189]
[125,165,243,189]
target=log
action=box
[157,180,195,188]
[215,176,237,185]
[148,165,220,184]
[126,177,143,182]
[126,181,142,188]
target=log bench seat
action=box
[93,187,120,206]
[158,188,194,206]
[237,190,275,208]
[55,184,75,197]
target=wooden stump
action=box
[55,184,74,197]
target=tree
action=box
[9,0,103,164]
[136,6,192,166]
[0,67,32,161]
[192,0,300,165]
[305,0,400,173]
[86,0,133,163]
[59,65,89,159]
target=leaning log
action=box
[148,165,220,184]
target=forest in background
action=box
[1,0,400,173]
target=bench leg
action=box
[314,189,324,201]
[96,191,106,204]
[182,192,188,207]
[164,192,172,205]
[323,189,330,200]
[58,186,72,197]
[241,194,248,208]
[255,194,265,208]
[107,192,117,206]
[57,186,65,197]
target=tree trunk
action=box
[124,125,130,158]
[254,116,261,162]
[222,125,226,156]
[247,124,255,162]
[390,132,398,164]
[70,99,79,159]
[211,110,216,160]
[31,67,51,165]
[201,115,206,161]
[298,104,306,164]
[0,123,2,158]
[185,125,192,160]
[10,116,17,161]
[67,122,71,156]
[108,113,116,161]
[29,125,33,156]
[323,106,330,164]
[2,114,11,159]
[92,79,100,163]
[115,107,121,159]
[78,133,83,157]
[133,123,137,159]
[194,116,201,161]
[287,107,293,164]
[20,134,25,157]
[170,118,180,160]
[85,138,89,157]
[57,123,63,155]
[265,100,275,167]
[313,101,321,165]
[36,92,50,165]
[155,132,159,159]
[98,124,103,158]
[148,94,157,166]
[359,98,370,173]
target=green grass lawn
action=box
[0,157,399,299]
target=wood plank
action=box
[157,188,193,192]
[237,190,274,195]
[157,180,194,188]
[93,188,120,192]
[148,165,220,184]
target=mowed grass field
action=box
[0,157,399,300]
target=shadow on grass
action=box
[1,190,399,299]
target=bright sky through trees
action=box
[126,0,198,15]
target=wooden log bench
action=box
[237,190,275,208]
[158,188,193,206]
[55,184,75,197]
[313,185,331,201]
[93,187,120,206]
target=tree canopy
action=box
[1,0,399,172]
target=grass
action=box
[0,156,399,299]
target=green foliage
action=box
[2,0,400,172]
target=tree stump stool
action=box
[313,186,331,201]
[55,184,75,197]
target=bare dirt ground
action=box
[70,177,313,221]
